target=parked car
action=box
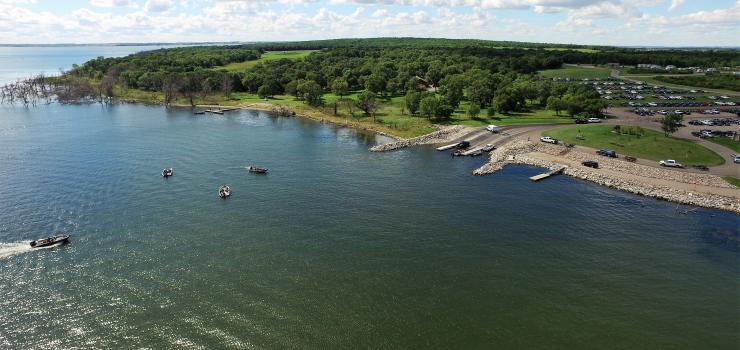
[659,159,684,168]
[587,118,602,123]
[575,118,588,124]
[540,136,557,144]
[482,144,496,152]
[597,149,617,158]
[456,141,471,149]
[734,154,740,164]
[485,125,501,133]
[582,160,599,168]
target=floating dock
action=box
[460,147,483,156]
[530,166,566,181]
[436,142,460,151]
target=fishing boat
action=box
[247,166,268,174]
[30,234,69,248]
[219,185,231,198]
[162,167,173,177]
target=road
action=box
[449,110,739,177]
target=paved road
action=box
[449,111,738,177]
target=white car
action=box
[587,118,602,123]
[734,154,740,164]
[659,160,684,168]
[486,125,500,133]
[540,136,557,144]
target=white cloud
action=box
[0,0,737,46]
[144,0,173,12]
[668,0,683,11]
[89,0,137,8]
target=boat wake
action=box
[0,242,33,260]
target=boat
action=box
[247,166,268,174]
[219,185,231,198]
[162,167,173,177]
[30,234,69,248]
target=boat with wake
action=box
[247,166,268,174]
[30,234,69,248]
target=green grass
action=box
[543,124,725,166]
[539,65,611,79]
[116,86,574,138]
[722,176,740,188]
[623,75,740,96]
[654,74,740,93]
[708,137,740,153]
[215,50,316,72]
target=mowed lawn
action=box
[708,137,740,153]
[216,50,316,72]
[539,65,611,79]
[544,124,725,166]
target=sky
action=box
[0,0,738,46]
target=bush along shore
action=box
[473,139,740,213]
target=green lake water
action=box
[0,103,737,349]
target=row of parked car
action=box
[623,101,712,108]
[690,130,737,138]
[688,118,740,126]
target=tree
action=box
[331,77,349,99]
[439,74,465,109]
[364,73,385,95]
[297,80,323,106]
[405,91,422,115]
[356,90,378,119]
[546,96,565,115]
[487,106,496,117]
[467,104,480,119]
[468,78,494,108]
[257,84,272,99]
[419,95,454,120]
[161,74,182,107]
[180,73,202,107]
[221,74,234,97]
[661,113,683,136]
[241,72,261,93]
[492,88,523,113]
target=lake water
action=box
[0,103,737,349]
[0,45,188,85]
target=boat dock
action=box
[460,147,483,156]
[530,166,566,181]
[436,142,460,151]
[197,107,240,115]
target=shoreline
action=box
[473,138,740,213]
[117,98,405,140]
[118,97,740,213]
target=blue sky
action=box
[0,0,738,46]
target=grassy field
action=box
[722,176,740,188]
[621,75,740,96]
[708,137,740,153]
[539,65,611,79]
[216,50,316,72]
[543,124,725,166]
[117,86,574,138]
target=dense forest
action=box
[42,38,740,121]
